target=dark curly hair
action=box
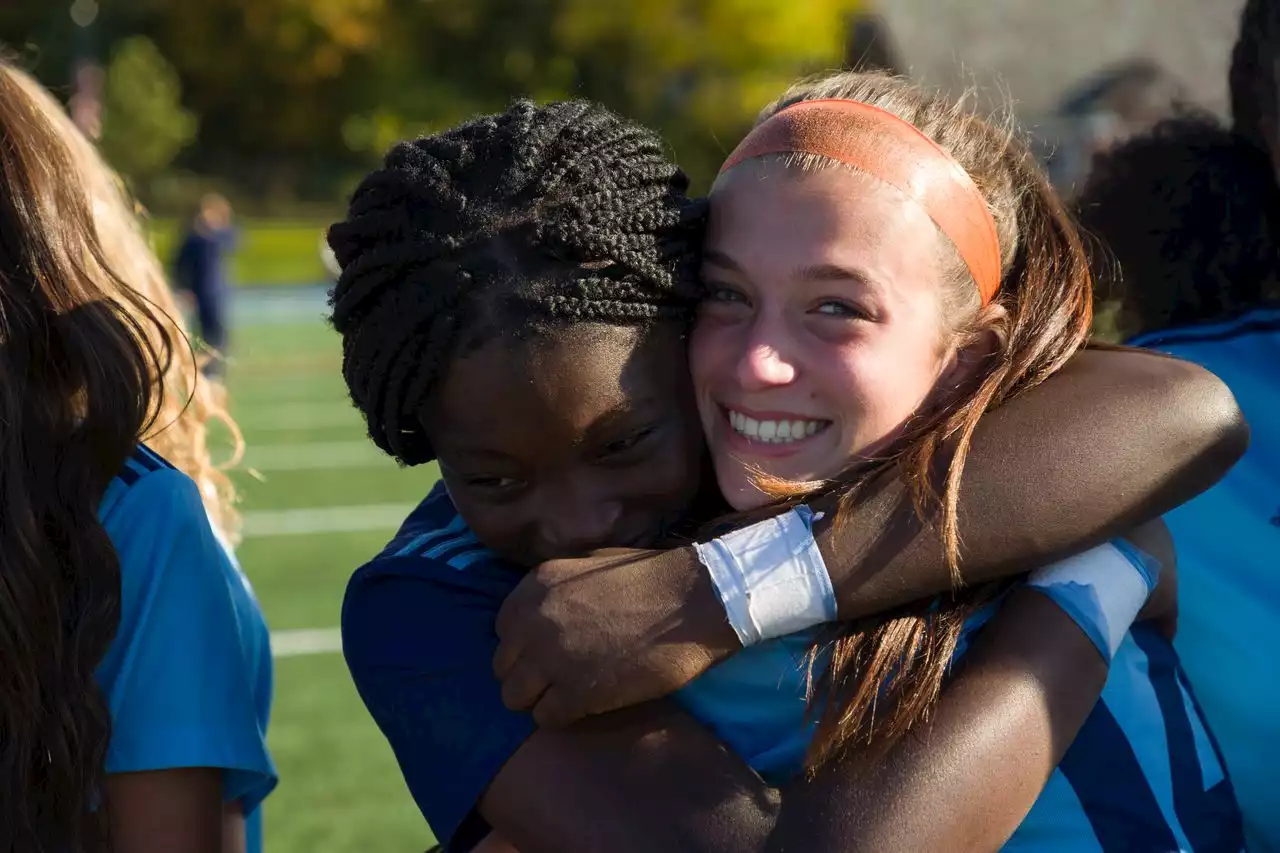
[1075,113,1280,337]
[328,99,703,465]
[1230,0,1280,156]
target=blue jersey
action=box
[97,446,276,851]
[1130,305,1280,851]
[344,483,1241,852]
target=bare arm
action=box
[106,768,226,853]
[819,346,1242,619]
[482,586,1111,853]
[492,346,1242,724]
[223,800,247,853]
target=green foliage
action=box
[550,0,863,186]
[354,0,864,190]
[99,36,198,187]
[5,0,864,201]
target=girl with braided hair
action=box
[0,62,275,852]
[335,95,1244,852]
[1074,0,1280,846]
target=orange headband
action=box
[720,99,1002,305]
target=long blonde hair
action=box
[3,63,245,543]
[744,72,1094,769]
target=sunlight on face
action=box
[690,159,959,511]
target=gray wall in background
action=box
[877,0,1246,125]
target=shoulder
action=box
[95,447,275,797]
[99,445,202,537]
[359,481,512,579]
[343,482,520,668]
[98,444,266,661]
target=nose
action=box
[735,321,797,391]
[539,491,623,558]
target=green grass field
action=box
[148,219,336,286]
[224,310,442,852]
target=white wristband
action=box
[693,506,837,647]
[1026,540,1160,661]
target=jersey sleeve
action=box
[99,468,277,813]
[342,555,533,852]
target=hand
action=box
[493,547,741,728]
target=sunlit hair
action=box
[3,64,244,543]
[740,71,1093,769]
[0,60,173,851]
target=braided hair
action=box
[1230,0,1280,156]
[329,99,703,466]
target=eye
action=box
[465,475,522,491]
[600,425,657,459]
[703,283,749,305]
[813,299,868,319]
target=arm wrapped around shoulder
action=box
[1081,344,1249,508]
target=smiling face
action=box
[690,159,962,510]
[420,322,705,567]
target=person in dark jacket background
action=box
[174,192,237,376]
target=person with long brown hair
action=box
[0,62,274,852]
[2,63,246,545]
[334,90,1246,851]
[482,72,1244,851]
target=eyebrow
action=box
[704,250,884,296]
[701,249,743,272]
[795,262,871,284]
[583,397,659,441]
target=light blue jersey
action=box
[96,446,277,852]
[1130,305,1280,852]
[677,544,1244,851]
[371,485,1242,851]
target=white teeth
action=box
[726,410,827,444]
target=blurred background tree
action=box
[0,0,863,212]
[98,35,197,196]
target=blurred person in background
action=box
[1074,0,1280,847]
[0,61,275,853]
[1039,59,1187,200]
[175,191,239,377]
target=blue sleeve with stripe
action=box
[95,466,277,814]
[342,554,532,852]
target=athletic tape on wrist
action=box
[693,505,837,647]
[1026,540,1160,661]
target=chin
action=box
[714,471,768,512]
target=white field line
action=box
[272,627,343,659]
[242,440,387,472]
[242,503,415,538]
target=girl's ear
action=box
[938,302,1008,392]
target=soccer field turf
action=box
[223,306,441,852]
